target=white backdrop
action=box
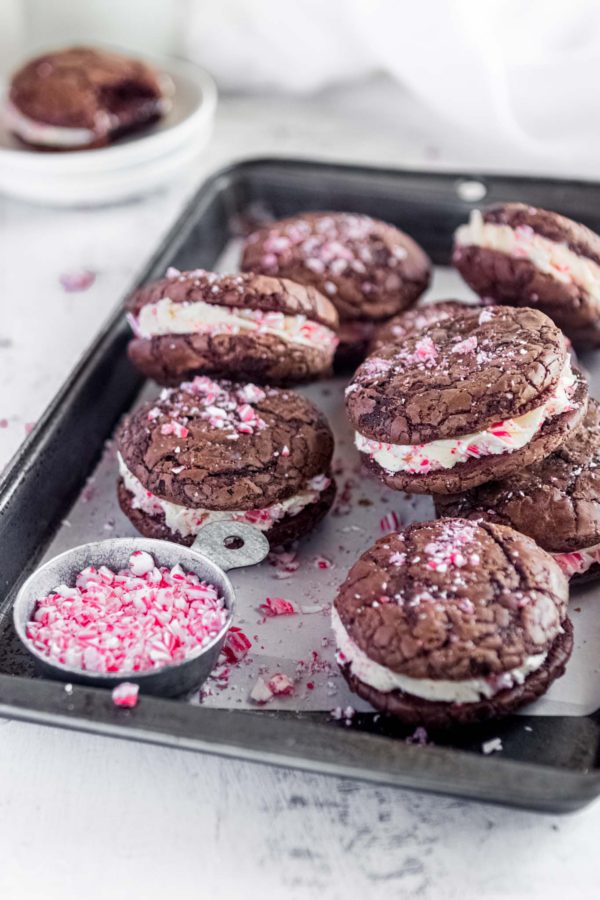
[3,0,600,170]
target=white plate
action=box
[0,54,217,205]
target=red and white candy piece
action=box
[112,682,139,708]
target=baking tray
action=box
[2,157,600,813]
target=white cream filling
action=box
[553,542,600,578]
[4,99,95,147]
[355,359,577,475]
[118,452,330,538]
[332,608,547,703]
[133,298,338,354]
[456,209,600,296]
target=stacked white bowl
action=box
[0,54,217,205]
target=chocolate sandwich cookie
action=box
[369,300,475,354]
[241,212,431,367]
[345,306,588,495]
[6,46,171,150]
[436,399,600,584]
[453,203,600,347]
[127,268,339,386]
[333,518,572,727]
[116,376,336,547]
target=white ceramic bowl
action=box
[0,54,217,205]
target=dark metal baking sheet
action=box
[1,157,600,812]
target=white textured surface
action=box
[2,83,600,899]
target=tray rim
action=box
[2,154,600,813]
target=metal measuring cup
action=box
[12,521,269,697]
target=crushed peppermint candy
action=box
[482,737,503,755]
[451,335,478,354]
[243,671,297,704]
[112,682,139,708]
[59,269,96,292]
[155,376,268,440]
[250,676,273,704]
[380,511,400,533]
[258,597,298,617]
[423,520,480,573]
[250,213,404,300]
[26,552,229,675]
[406,726,429,745]
[222,627,252,663]
[268,673,295,695]
[389,551,406,567]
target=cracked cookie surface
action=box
[346,306,570,446]
[241,212,431,365]
[117,378,334,510]
[369,300,478,354]
[334,519,571,725]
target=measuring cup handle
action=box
[190,522,270,571]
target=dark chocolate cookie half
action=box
[453,203,600,347]
[436,398,600,581]
[333,518,571,727]
[7,46,170,150]
[346,306,588,494]
[241,212,432,366]
[369,300,478,354]
[116,376,335,545]
[127,269,339,386]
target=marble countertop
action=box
[1,80,599,899]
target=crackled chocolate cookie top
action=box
[369,300,476,353]
[127,268,338,330]
[334,519,568,681]
[241,212,432,322]
[8,46,169,148]
[117,377,334,510]
[436,399,600,554]
[346,306,569,445]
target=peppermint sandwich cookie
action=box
[369,300,475,354]
[116,376,336,547]
[126,269,339,386]
[333,518,572,727]
[436,399,600,584]
[241,212,432,367]
[6,46,171,151]
[346,306,588,495]
[453,203,600,347]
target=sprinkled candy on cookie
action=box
[116,376,336,547]
[241,212,431,368]
[333,519,572,727]
[346,306,588,495]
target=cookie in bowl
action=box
[6,46,172,150]
[453,203,600,348]
[241,212,431,367]
[126,268,339,385]
[333,518,572,727]
[345,306,588,494]
[436,398,600,584]
[116,376,336,547]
